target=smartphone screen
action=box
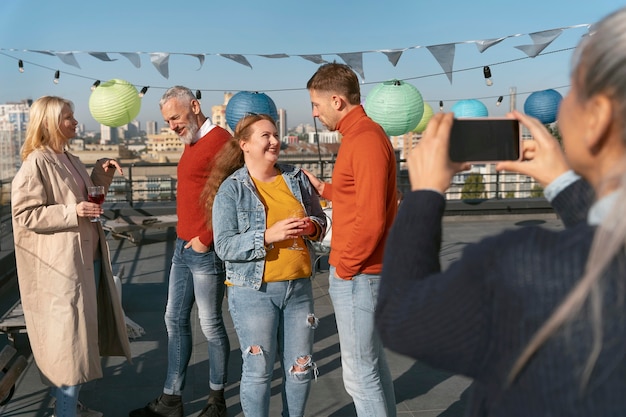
[448,118,521,163]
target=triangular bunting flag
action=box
[119,52,141,68]
[185,54,205,70]
[55,52,81,68]
[381,50,404,66]
[150,52,170,78]
[427,43,456,84]
[299,55,328,64]
[337,52,364,79]
[259,53,290,58]
[474,37,507,53]
[88,52,116,62]
[219,54,252,69]
[514,28,563,58]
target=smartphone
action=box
[448,118,522,163]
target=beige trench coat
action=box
[11,147,131,387]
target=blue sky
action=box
[0,0,624,131]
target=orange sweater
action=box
[322,106,397,279]
[176,125,232,246]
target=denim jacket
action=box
[213,164,327,290]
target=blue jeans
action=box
[54,385,80,417]
[228,278,317,417]
[328,266,396,417]
[163,238,230,394]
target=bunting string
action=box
[0,23,590,81]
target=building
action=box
[278,108,287,141]
[0,101,30,132]
[211,92,233,131]
[305,130,340,144]
[145,120,158,135]
[144,128,184,162]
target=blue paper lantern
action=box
[225,91,278,131]
[524,89,562,124]
[364,80,424,136]
[451,99,488,118]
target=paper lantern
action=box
[451,99,488,118]
[225,91,278,131]
[89,79,141,127]
[364,80,424,136]
[412,102,434,133]
[524,89,562,124]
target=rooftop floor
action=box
[0,212,565,416]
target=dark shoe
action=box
[197,396,227,417]
[129,394,183,417]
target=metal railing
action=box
[0,159,546,209]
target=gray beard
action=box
[179,119,199,144]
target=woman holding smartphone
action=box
[377,6,626,416]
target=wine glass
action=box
[87,185,105,223]
[288,208,306,250]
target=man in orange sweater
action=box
[305,63,398,417]
[130,86,231,417]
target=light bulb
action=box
[483,66,493,86]
[53,70,60,84]
[91,80,101,91]
[139,86,149,97]
[195,90,202,100]
[18,60,24,73]
[496,96,503,106]
[439,100,444,111]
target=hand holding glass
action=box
[288,208,306,250]
[87,186,105,223]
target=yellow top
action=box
[252,172,312,282]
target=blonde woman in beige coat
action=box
[11,96,132,417]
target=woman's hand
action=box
[302,169,325,196]
[76,201,103,218]
[408,113,471,193]
[264,217,311,245]
[496,111,570,187]
[102,158,123,175]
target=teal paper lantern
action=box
[226,91,278,131]
[451,99,488,118]
[524,89,562,124]
[364,80,424,136]
[412,102,434,133]
[89,79,141,127]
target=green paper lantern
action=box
[412,102,434,133]
[365,80,424,136]
[89,79,141,127]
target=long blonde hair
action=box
[21,96,73,161]
[508,6,626,387]
[202,113,277,229]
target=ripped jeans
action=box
[228,278,317,417]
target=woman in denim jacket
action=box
[204,114,327,417]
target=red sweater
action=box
[322,106,397,278]
[176,125,232,246]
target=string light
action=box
[195,90,202,100]
[439,100,444,111]
[18,60,24,73]
[53,70,60,84]
[139,86,149,97]
[496,96,504,106]
[483,66,493,86]
[91,80,101,91]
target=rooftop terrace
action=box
[0,209,565,416]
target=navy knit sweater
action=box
[376,180,626,416]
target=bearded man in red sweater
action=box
[305,63,398,417]
[130,86,231,417]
